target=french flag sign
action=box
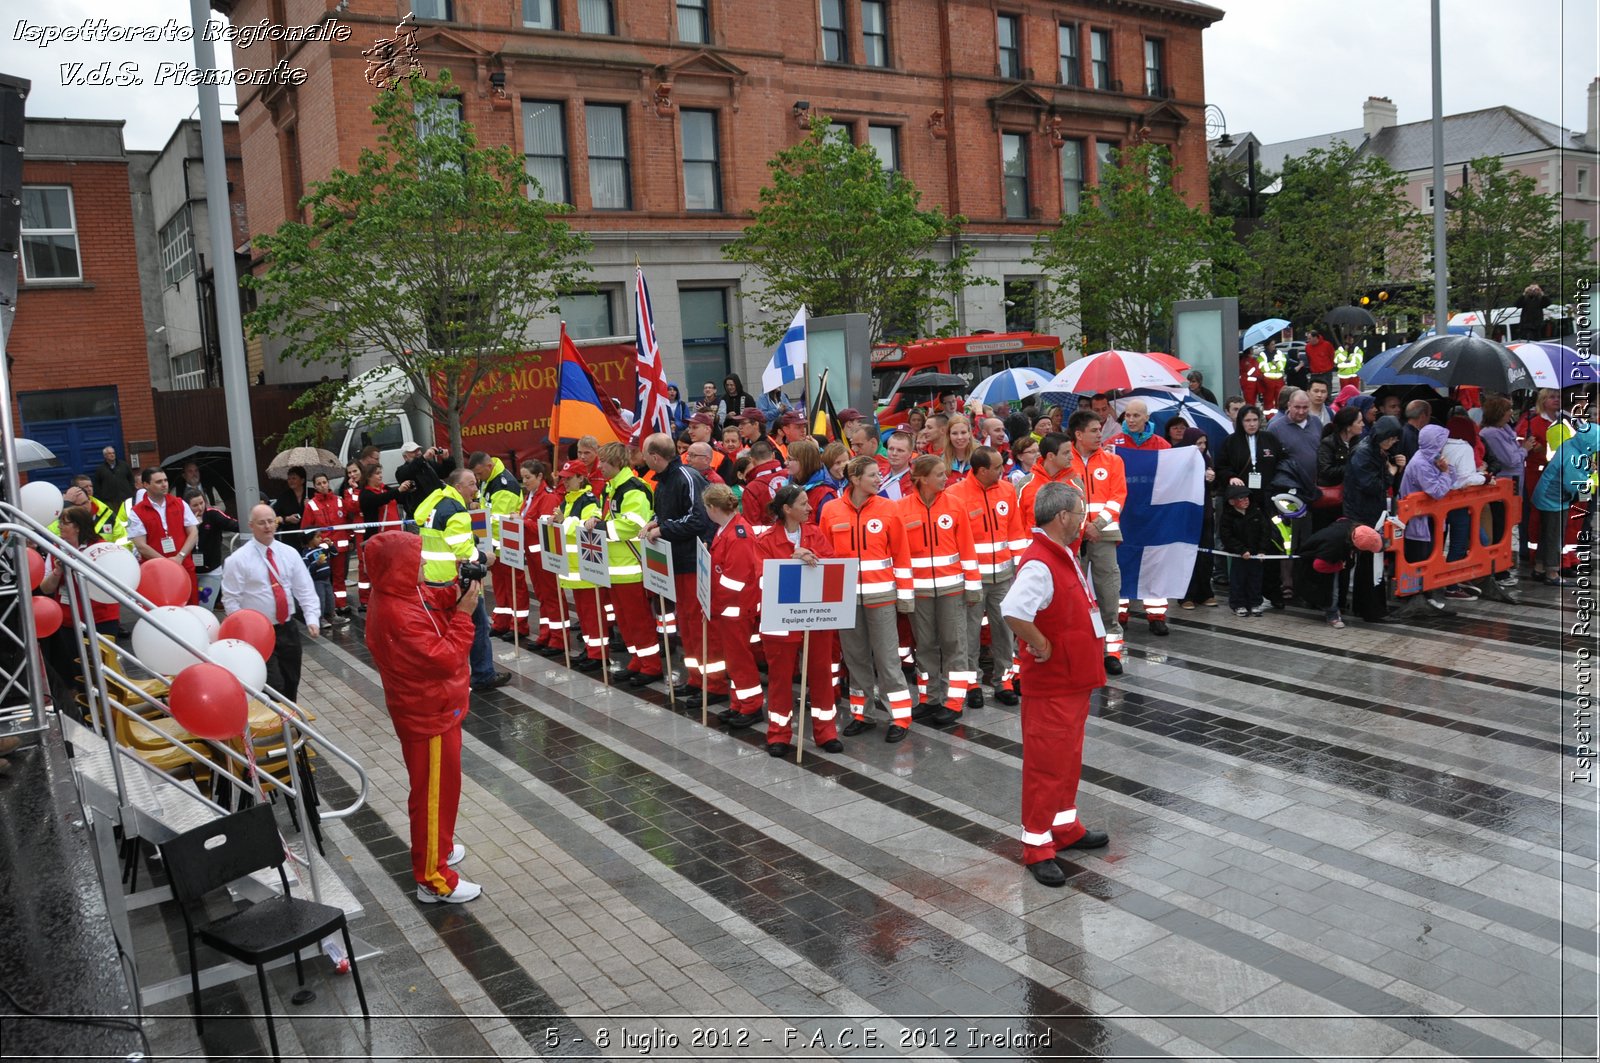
[1114,447,1206,600]
[760,558,859,631]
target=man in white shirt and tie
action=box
[222,504,320,702]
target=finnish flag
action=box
[1116,447,1206,600]
[761,306,808,393]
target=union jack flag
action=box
[578,529,605,565]
[631,265,675,444]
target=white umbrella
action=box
[266,446,344,481]
[11,439,58,472]
[1043,350,1189,395]
[968,367,1054,407]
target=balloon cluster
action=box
[131,603,277,743]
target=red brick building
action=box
[12,119,158,486]
[218,0,1221,390]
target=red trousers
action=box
[330,548,350,610]
[357,540,372,607]
[1260,378,1284,411]
[764,631,839,746]
[674,573,722,691]
[571,587,607,660]
[1020,689,1091,864]
[609,581,664,676]
[716,610,760,711]
[532,565,565,647]
[399,726,463,895]
[489,558,530,636]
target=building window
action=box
[679,288,732,390]
[1002,133,1029,219]
[1144,38,1165,95]
[171,349,206,390]
[159,210,194,287]
[1423,184,1434,209]
[867,124,900,173]
[586,104,631,210]
[413,0,452,20]
[523,101,570,204]
[997,14,1021,79]
[820,0,845,62]
[682,110,722,212]
[1061,139,1084,215]
[861,1,888,67]
[578,0,614,34]
[523,0,557,29]
[1578,168,1589,197]
[561,290,617,339]
[1090,29,1111,89]
[1058,23,1080,86]
[1004,278,1040,333]
[20,186,81,283]
[678,0,708,43]
[1094,141,1119,184]
[414,97,464,174]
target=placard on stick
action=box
[538,517,566,575]
[577,526,611,587]
[641,538,675,600]
[695,538,712,616]
[759,558,859,631]
[499,517,526,572]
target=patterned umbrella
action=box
[967,367,1054,407]
[1114,389,1233,449]
[265,447,345,481]
[1043,350,1189,395]
[1365,334,1531,393]
[1507,342,1599,390]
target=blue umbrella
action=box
[968,366,1054,407]
[1240,318,1291,352]
[1115,389,1234,450]
[1359,343,1441,390]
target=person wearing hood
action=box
[1396,424,1457,605]
[363,530,484,904]
[1297,519,1386,628]
[1342,414,1405,621]
[1531,421,1599,584]
[1438,417,1488,597]
[1343,393,1377,435]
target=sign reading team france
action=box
[695,539,712,616]
[499,517,525,572]
[760,558,859,631]
[641,538,675,600]
[577,527,611,587]
[538,517,565,575]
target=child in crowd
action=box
[1219,484,1266,616]
[301,530,338,627]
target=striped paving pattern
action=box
[141,580,1597,1061]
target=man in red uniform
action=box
[741,439,784,524]
[363,531,483,903]
[1304,328,1337,391]
[128,467,200,604]
[1003,482,1109,887]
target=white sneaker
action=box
[417,879,482,904]
[448,843,466,867]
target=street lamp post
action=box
[1206,104,1258,219]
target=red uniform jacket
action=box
[1014,532,1106,695]
[741,459,785,525]
[709,515,762,620]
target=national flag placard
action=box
[538,517,566,574]
[1115,448,1205,600]
[470,508,495,558]
[499,517,526,571]
[695,539,712,616]
[577,526,611,587]
[641,538,675,600]
[760,558,859,631]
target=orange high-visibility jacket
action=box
[1064,445,1127,540]
[818,492,914,608]
[948,473,1029,583]
[897,488,979,598]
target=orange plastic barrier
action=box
[1387,479,1520,596]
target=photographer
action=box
[362,530,483,904]
[397,442,456,520]
[415,468,510,692]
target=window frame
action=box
[560,289,619,339]
[1089,28,1112,90]
[681,109,723,213]
[1002,132,1030,220]
[412,0,453,21]
[577,0,615,35]
[861,0,889,68]
[522,0,558,30]
[997,13,1021,79]
[867,123,900,174]
[1060,138,1085,215]
[1058,22,1080,86]
[677,0,708,44]
[678,286,734,391]
[1144,37,1165,96]
[820,0,846,63]
[585,103,632,211]
[522,99,571,205]
[1094,140,1119,184]
[158,207,195,288]
[19,185,83,284]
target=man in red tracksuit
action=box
[1003,482,1109,888]
[363,531,483,903]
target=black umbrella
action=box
[1385,334,1531,392]
[893,371,969,400]
[1324,305,1377,329]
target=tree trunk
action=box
[448,407,464,465]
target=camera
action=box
[458,561,488,587]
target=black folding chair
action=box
[158,803,369,1061]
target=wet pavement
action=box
[134,579,1598,1061]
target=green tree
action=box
[1243,143,1427,328]
[1446,155,1593,335]
[244,71,591,456]
[724,117,981,347]
[1031,142,1238,351]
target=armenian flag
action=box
[549,322,633,447]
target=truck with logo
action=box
[872,330,1064,425]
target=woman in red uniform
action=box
[757,484,843,757]
[519,459,566,655]
[357,464,403,609]
[339,462,364,613]
[703,485,765,727]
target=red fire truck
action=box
[872,331,1064,424]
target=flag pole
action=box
[557,587,572,671]
[796,630,811,765]
[700,615,709,727]
[657,591,674,708]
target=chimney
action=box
[1588,77,1599,149]
[1363,96,1398,138]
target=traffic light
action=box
[0,73,28,347]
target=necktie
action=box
[263,547,289,624]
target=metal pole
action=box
[1246,140,1257,221]
[1430,0,1449,332]
[189,0,261,520]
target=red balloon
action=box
[138,557,192,608]
[25,548,44,590]
[217,609,276,661]
[168,663,247,741]
[31,596,62,639]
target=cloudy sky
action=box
[3,0,1596,151]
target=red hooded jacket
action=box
[362,531,477,740]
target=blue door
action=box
[19,386,124,490]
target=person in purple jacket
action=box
[1396,424,1456,607]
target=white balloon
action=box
[206,638,268,694]
[81,541,140,605]
[183,605,221,642]
[19,480,63,526]
[130,606,209,676]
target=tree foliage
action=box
[1446,155,1593,331]
[1031,142,1237,351]
[243,71,591,456]
[723,117,981,347]
[1241,143,1427,327]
